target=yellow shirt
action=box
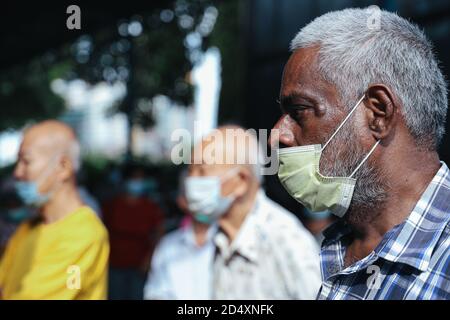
[0,206,109,300]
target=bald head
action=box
[23,120,81,172]
[191,125,263,183]
[14,120,81,192]
[26,120,76,138]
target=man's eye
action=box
[292,105,309,111]
[18,158,30,166]
[288,106,309,122]
[291,112,304,122]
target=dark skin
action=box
[270,46,441,268]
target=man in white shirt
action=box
[144,169,217,300]
[185,125,322,299]
[143,217,216,300]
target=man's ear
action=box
[58,155,74,181]
[364,84,399,140]
[232,167,252,198]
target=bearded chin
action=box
[319,124,389,225]
[346,161,390,225]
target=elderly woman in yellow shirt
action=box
[0,121,109,300]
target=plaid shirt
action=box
[317,162,450,300]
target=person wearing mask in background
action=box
[0,120,109,300]
[302,209,335,246]
[103,164,164,300]
[270,8,449,299]
[144,169,217,299]
[187,125,321,300]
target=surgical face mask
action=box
[5,206,33,223]
[14,154,62,207]
[277,95,380,218]
[184,168,239,224]
[303,208,332,221]
[125,179,147,197]
[14,181,51,207]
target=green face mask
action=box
[277,95,380,218]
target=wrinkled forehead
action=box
[283,47,322,82]
[281,47,342,110]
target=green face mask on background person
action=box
[277,95,380,218]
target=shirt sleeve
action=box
[143,239,176,300]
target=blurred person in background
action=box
[0,120,109,299]
[103,164,165,300]
[144,169,217,299]
[186,125,321,299]
[302,209,335,246]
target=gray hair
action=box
[291,7,448,149]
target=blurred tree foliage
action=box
[0,0,243,132]
[0,57,68,131]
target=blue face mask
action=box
[5,206,33,223]
[125,180,147,197]
[14,152,63,207]
[184,168,239,224]
[303,208,332,221]
[193,212,219,224]
[14,181,50,207]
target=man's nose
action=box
[269,114,297,149]
[13,162,24,181]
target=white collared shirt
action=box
[144,222,217,300]
[213,191,322,300]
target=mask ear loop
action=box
[321,95,366,152]
[349,140,380,178]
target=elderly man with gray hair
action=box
[270,8,449,299]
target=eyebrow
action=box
[278,92,316,113]
[279,94,295,108]
[17,149,30,158]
